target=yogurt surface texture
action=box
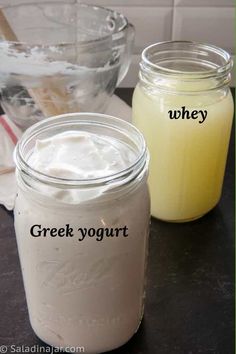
[28,130,136,180]
[14,114,150,353]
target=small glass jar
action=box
[132,41,234,222]
[14,113,150,353]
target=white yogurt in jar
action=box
[14,114,150,353]
[29,130,136,180]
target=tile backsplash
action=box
[0,0,234,87]
[109,0,234,87]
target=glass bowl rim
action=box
[0,2,130,47]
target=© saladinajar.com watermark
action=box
[0,345,85,353]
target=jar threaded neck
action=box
[139,41,233,92]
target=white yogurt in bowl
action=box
[14,113,150,353]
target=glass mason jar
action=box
[132,41,234,222]
[14,113,150,353]
[0,2,134,130]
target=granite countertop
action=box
[0,88,234,354]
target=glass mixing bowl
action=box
[0,1,134,130]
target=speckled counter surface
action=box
[0,88,234,354]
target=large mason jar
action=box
[132,41,234,222]
[14,113,150,353]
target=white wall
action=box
[104,0,234,87]
[0,0,234,87]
